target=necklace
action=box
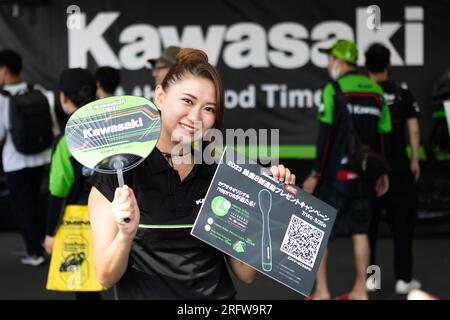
[160,151,191,168]
[160,152,174,167]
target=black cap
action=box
[59,68,96,95]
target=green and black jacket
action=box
[313,71,392,183]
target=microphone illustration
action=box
[259,189,272,272]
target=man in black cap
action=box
[45,67,96,254]
[147,46,181,86]
[44,68,102,300]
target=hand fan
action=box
[65,95,161,221]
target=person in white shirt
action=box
[0,49,52,266]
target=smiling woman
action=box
[87,48,297,300]
[149,48,224,178]
[157,76,216,145]
[159,48,224,132]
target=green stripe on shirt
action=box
[139,224,194,229]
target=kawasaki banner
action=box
[1,0,450,154]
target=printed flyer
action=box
[191,147,337,296]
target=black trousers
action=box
[6,165,47,256]
[369,171,417,282]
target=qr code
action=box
[280,215,324,268]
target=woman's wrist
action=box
[116,230,135,244]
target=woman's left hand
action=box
[270,164,296,185]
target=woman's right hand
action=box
[111,185,140,239]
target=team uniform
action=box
[313,71,392,236]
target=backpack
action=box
[331,81,390,181]
[1,84,54,154]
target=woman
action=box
[88,48,296,299]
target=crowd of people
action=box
[0,39,445,300]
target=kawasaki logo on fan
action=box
[83,117,144,138]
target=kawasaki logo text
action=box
[83,117,144,138]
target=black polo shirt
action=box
[378,81,420,173]
[377,81,420,195]
[88,148,236,300]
